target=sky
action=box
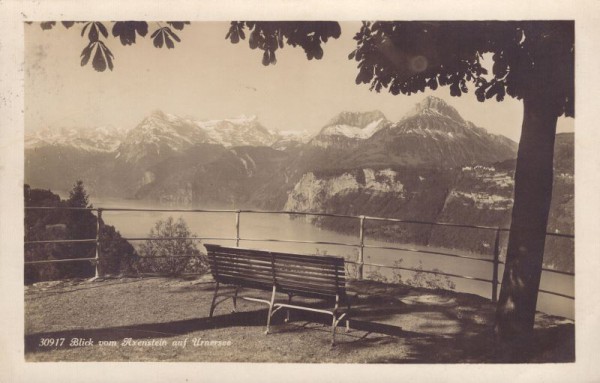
[24,21,574,142]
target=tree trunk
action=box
[494,95,558,357]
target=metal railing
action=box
[24,206,575,302]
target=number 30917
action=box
[38,338,65,347]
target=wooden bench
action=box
[204,244,353,345]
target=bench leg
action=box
[265,285,277,335]
[284,294,292,323]
[345,300,351,332]
[232,286,239,313]
[331,315,338,346]
[331,294,340,346]
[209,281,220,318]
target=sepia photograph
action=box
[2,0,600,381]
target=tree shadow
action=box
[25,278,574,362]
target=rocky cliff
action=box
[282,133,574,272]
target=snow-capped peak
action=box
[403,96,465,124]
[277,129,312,140]
[316,111,389,141]
[200,114,258,128]
[321,118,386,139]
[193,115,276,147]
[25,125,126,152]
[326,110,387,128]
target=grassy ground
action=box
[24,276,574,363]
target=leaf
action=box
[475,86,486,102]
[262,50,270,66]
[81,22,91,37]
[356,66,373,85]
[306,47,314,60]
[100,43,114,70]
[485,82,501,100]
[112,22,131,45]
[135,22,148,37]
[230,30,240,44]
[495,83,506,101]
[227,22,247,44]
[88,23,99,42]
[234,23,246,41]
[166,21,189,30]
[427,77,438,90]
[249,30,259,49]
[374,80,382,92]
[40,22,56,30]
[92,44,107,72]
[62,21,75,29]
[153,30,165,48]
[150,28,178,49]
[80,42,94,67]
[113,21,149,45]
[164,34,174,49]
[313,46,323,60]
[450,82,461,97]
[96,22,108,38]
[164,27,180,42]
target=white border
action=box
[2,1,599,382]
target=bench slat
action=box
[213,263,345,282]
[208,246,345,265]
[207,245,345,265]
[209,257,269,267]
[212,248,272,259]
[277,280,340,294]
[274,270,345,285]
[212,259,345,282]
[278,283,344,298]
[209,257,273,271]
[211,253,345,276]
[218,276,273,291]
[274,258,343,272]
[274,263,343,276]
[270,251,345,265]
[211,265,274,279]
[212,262,345,286]
[215,271,273,284]
[211,253,271,261]
[205,244,348,300]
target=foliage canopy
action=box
[346,21,573,118]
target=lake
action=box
[94,197,574,319]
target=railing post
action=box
[358,215,365,280]
[235,210,241,247]
[491,228,501,303]
[95,208,103,279]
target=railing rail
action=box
[24,206,574,301]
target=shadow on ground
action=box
[25,277,574,362]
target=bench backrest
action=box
[204,244,347,299]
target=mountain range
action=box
[24,96,574,271]
[25,96,518,200]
